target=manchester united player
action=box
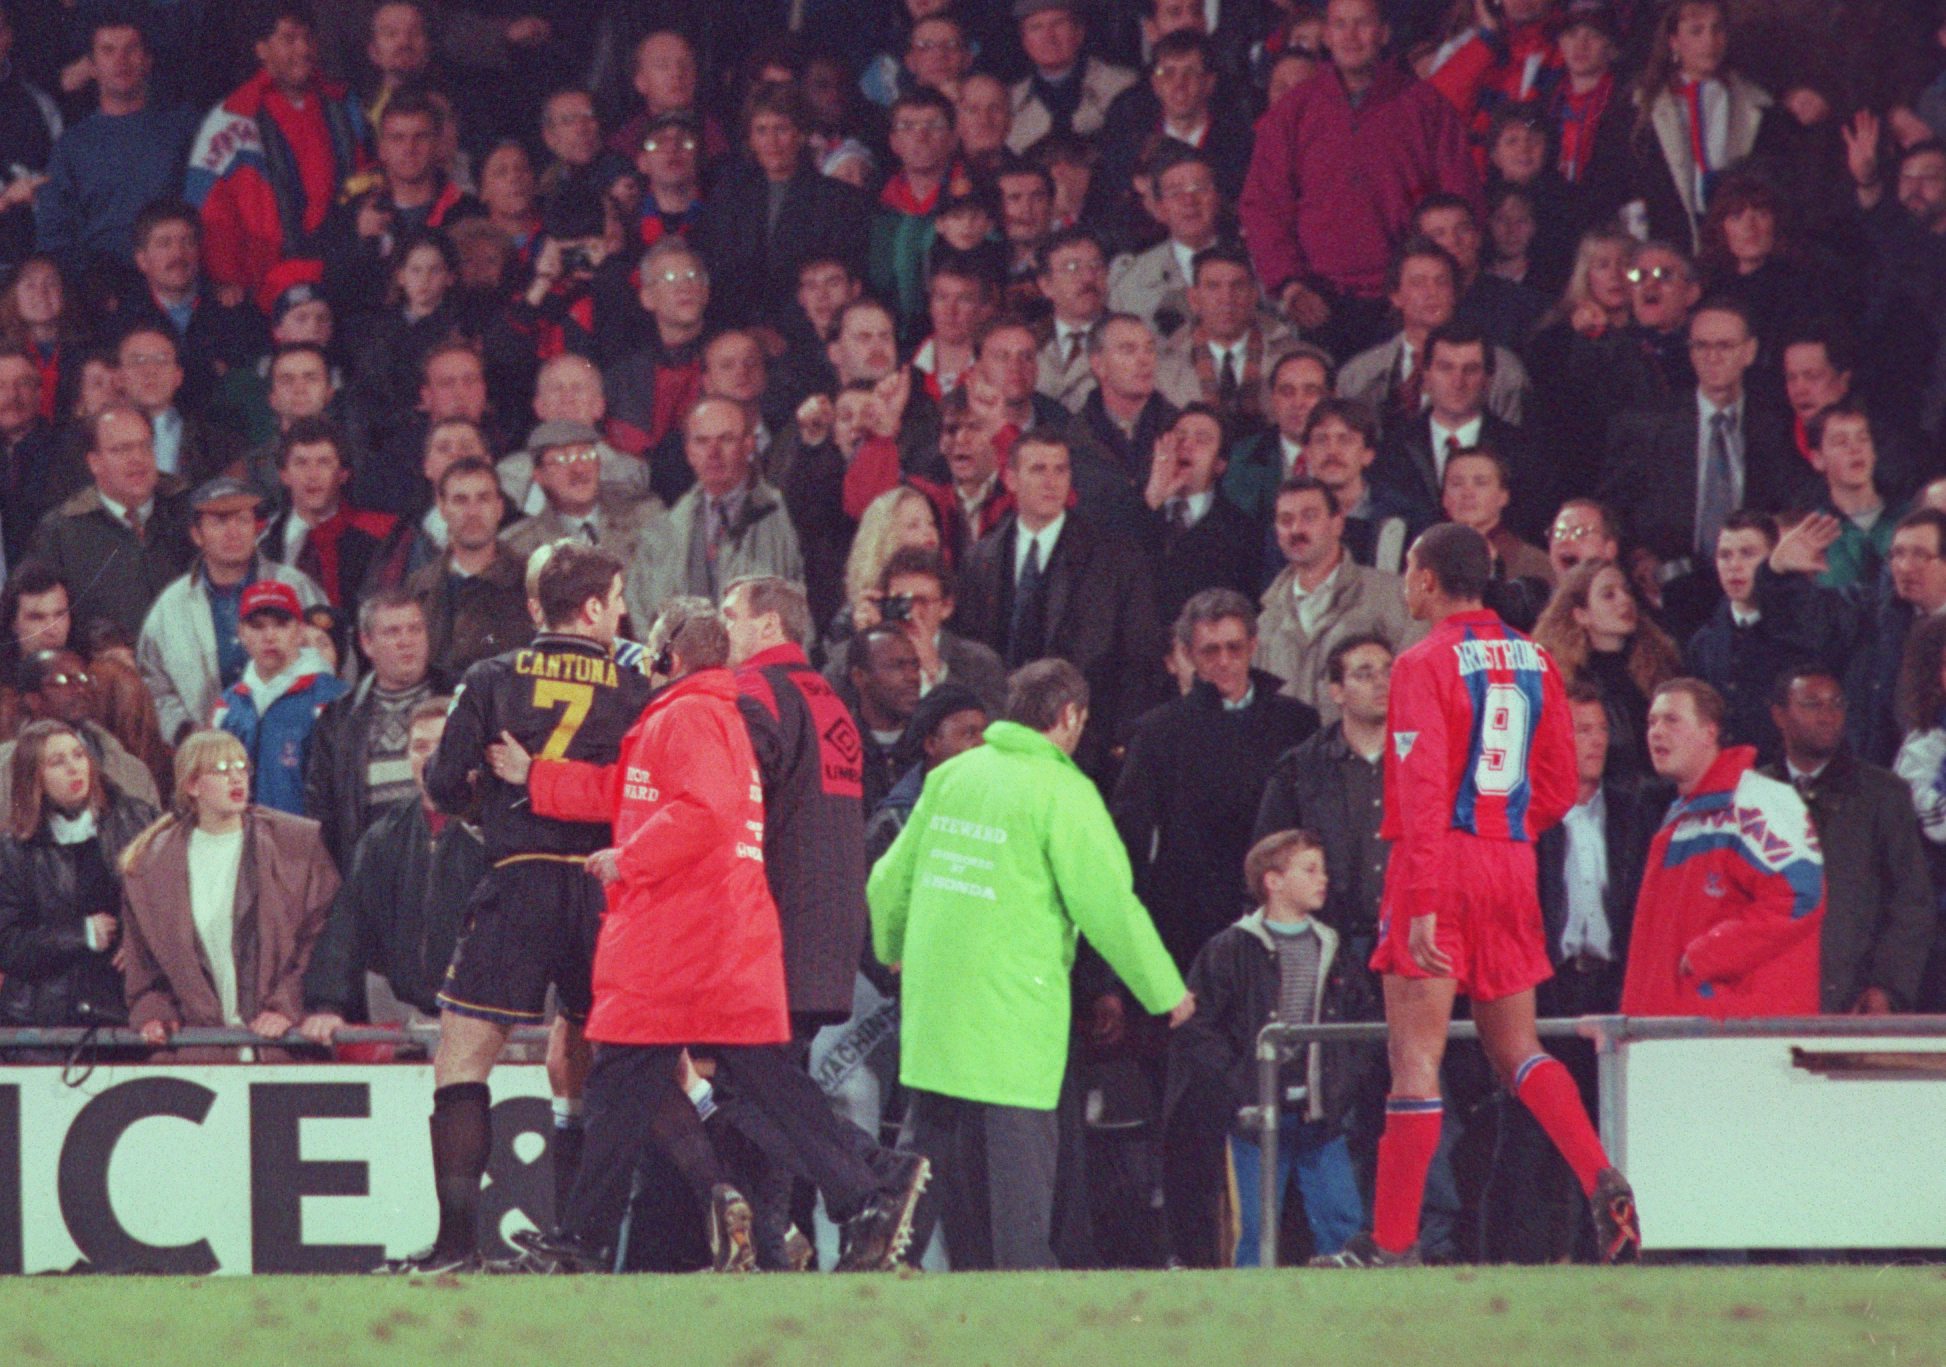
[1316,524,1640,1267]
[383,543,653,1274]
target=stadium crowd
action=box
[0,0,1941,1270]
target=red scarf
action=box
[1553,74,1612,183]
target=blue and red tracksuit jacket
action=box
[1622,745,1825,1018]
[213,668,350,816]
[1380,608,1578,905]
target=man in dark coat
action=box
[693,83,872,329]
[29,404,193,640]
[1145,404,1260,629]
[1112,589,1318,972]
[956,431,1162,776]
[722,575,871,1030]
[1761,665,1936,1014]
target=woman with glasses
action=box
[117,730,338,1056]
[0,720,158,1043]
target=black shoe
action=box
[496,1228,606,1274]
[835,1151,930,1273]
[371,1245,482,1275]
[708,1184,756,1273]
[1309,1232,1421,1268]
[1592,1166,1642,1264]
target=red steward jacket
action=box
[544,668,790,1046]
[1621,746,1824,1019]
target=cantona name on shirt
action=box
[513,650,621,687]
[1454,638,1547,676]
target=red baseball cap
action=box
[240,581,302,622]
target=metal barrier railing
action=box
[0,1025,555,1049]
[1248,1014,1946,1267]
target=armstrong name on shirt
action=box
[1455,636,1547,677]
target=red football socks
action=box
[1514,1053,1609,1197]
[1372,1097,1443,1254]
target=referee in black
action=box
[382,544,652,1274]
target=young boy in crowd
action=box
[213,581,348,814]
[1167,828,1377,1265]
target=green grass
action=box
[3,1267,1944,1367]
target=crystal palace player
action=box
[1317,524,1640,1267]
[384,544,653,1274]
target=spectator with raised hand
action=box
[0,719,159,1036]
[34,15,197,278]
[119,728,340,1052]
[185,1,371,299]
[1141,404,1260,625]
[1239,0,1479,359]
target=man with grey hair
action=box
[303,587,441,867]
[626,398,802,622]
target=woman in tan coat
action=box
[119,731,339,1050]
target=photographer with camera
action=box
[511,177,629,367]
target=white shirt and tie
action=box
[1429,413,1483,484]
[1559,789,1612,962]
[1015,513,1065,584]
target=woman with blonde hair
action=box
[1526,226,1636,493]
[1534,560,1682,784]
[0,720,157,1038]
[118,731,338,1050]
[827,484,943,651]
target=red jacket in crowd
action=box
[532,668,790,1046]
[185,69,370,296]
[1621,746,1825,1019]
[1239,62,1480,300]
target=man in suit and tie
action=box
[500,421,668,569]
[1107,145,1223,334]
[1336,239,1529,434]
[957,431,1161,775]
[1154,243,1300,435]
[1484,678,1648,1263]
[1600,298,1810,638]
[1373,323,1542,539]
[1142,404,1259,626]
[1036,228,1110,412]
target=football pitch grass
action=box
[3,1266,1944,1367]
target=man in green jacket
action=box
[869,658,1193,1269]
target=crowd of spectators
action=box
[0,0,1942,1267]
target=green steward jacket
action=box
[868,720,1187,1109]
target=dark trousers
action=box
[907,1088,1060,1270]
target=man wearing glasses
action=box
[502,421,667,567]
[1599,297,1803,637]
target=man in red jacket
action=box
[1624,679,1825,1018]
[505,597,930,1274]
[1238,0,1480,358]
[185,2,370,297]
[1318,524,1638,1267]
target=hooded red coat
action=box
[569,668,790,1046]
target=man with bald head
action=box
[649,329,777,506]
[626,398,804,624]
[496,353,655,514]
